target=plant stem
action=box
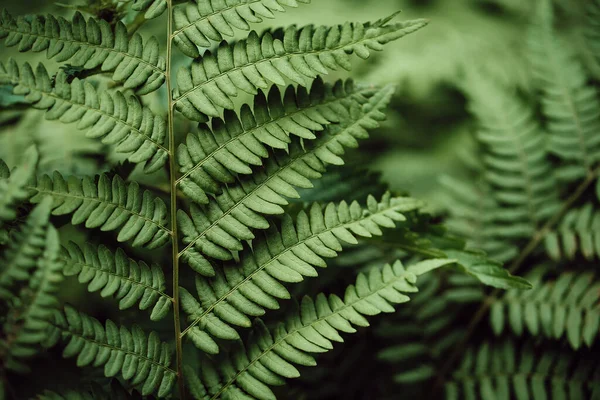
[431,167,600,396]
[165,1,185,399]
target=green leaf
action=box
[29,172,170,249]
[445,249,532,290]
[0,10,165,93]
[0,60,168,173]
[174,15,426,121]
[47,305,176,397]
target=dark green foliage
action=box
[0,0,552,399]
[46,305,177,397]
[30,172,170,249]
[445,341,600,400]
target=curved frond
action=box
[463,71,560,242]
[545,203,600,261]
[174,14,427,121]
[445,341,600,400]
[176,78,372,204]
[0,10,165,94]
[184,258,455,400]
[132,0,168,20]
[178,85,395,272]
[180,193,423,353]
[528,0,600,181]
[29,172,170,249]
[3,225,62,373]
[173,0,311,58]
[0,198,52,299]
[490,268,600,349]
[0,147,38,224]
[0,60,168,173]
[47,305,177,398]
[59,242,173,321]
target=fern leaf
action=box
[29,172,170,249]
[178,85,395,272]
[490,267,600,349]
[463,71,560,242]
[59,242,173,321]
[0,146,38,224]
[0,60,168,173]
[47,305,177,398]
[172,0,311,58]
[132,0,168,20]
[184,258,455,400]
[528,0,600,181]
[0,197,52,299]
[545,203,600,261]
[3,224,62,373]
[176,77,372,204]
[376,273,481,385]
[0,10,165,94]
[180,193,423,353]
[174,14,427,121]
[440,175,518,263]
[445,341,600,400]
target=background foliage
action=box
[0,0,599,399]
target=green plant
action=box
[0,1,529,399]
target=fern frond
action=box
[0,60,168,173]
[173,14,427,121]
[528,0,600,181]
[132,0,168,20]
[2,225,62,373]
[184,258,455,400]
[29,172,170,249]
[0,198,52,299]
[172,0,311,58]
[0,10,165,94]
[47,305,177,398]
[490,268,600,349]
[440,174,518,263]
[545,203,600,261]
[445,341,600,400]
[464,72,560,242]
[176,77,371,204]
[59,242,173,321]
[376,273,481,385]
[178,85,394,272]
[0,147,38,224]
[180,193,423,353]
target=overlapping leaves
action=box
[0,60,168,173]
[0,10,165,94]
[184,258,455,400]
[174,13,427,121]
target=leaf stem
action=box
[430,166,600,395]
[165,1,186,398]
